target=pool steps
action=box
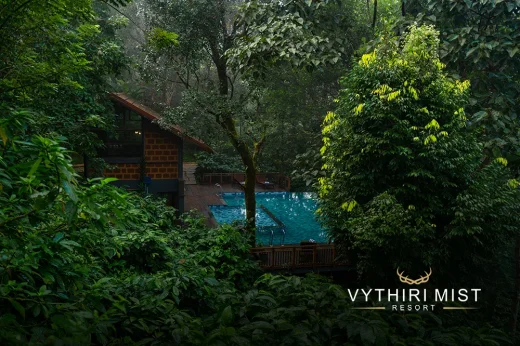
[259,205,286,246]
[208,204,287,246]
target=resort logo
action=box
[396,267,431,285]
[348,267,481,312]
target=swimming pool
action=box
[209,192,328,245]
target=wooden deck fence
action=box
[250,244,348,270]
[201,172,291,190]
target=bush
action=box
[0,109,256,343]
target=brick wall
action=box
[101,126,180,181]
[104,163,140,180]
[146,163,178,180]
[144,131,179,180]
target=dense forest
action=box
[1,0,520,344]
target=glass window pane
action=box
[128,111,142,121]
[99,106,143,158]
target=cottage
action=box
[84,92,212,213]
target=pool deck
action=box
[184,183,287,226]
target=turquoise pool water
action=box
[208,205,278,227]
[209,192,328,245]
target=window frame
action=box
[99,105,144,161]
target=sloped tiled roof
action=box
[109,92,213,153]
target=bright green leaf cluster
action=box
[319,25,520,287]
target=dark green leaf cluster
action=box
[0,110,257,343]
[0,0,128,157]
[195,151,244,178]
[418,0,520,169]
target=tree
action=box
[414,1,520,333]
[138,0,367,236]
[418,0,520,169]
[0,0,129,156]
[256,67,343,187]
[319,25,520,294]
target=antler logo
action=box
[397,268,432,285]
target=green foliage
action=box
[1,96,511,345]
[0,0,128,156]
[227,0,369,76]
[2,1,519,343]
[195,151,244,181]
[0,111,257,343]
[253,67,341,183]
[319,25,520,290]
[147,28,179,51]
[0,0,94,97]
[139,0,371,178]
[417,0,520,169]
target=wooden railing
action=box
[201,172,290,190]
[250,244,348,270]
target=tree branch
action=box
[0,209,36,229]
[0,0,35,31]
[253,133,266,163]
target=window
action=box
[99,104,143,158]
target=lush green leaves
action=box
[319,25,520,291]
[1,98,512,345]
[0,0,128,156]
[227,0,368,76]
[418,0,520,169]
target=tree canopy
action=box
[1,0,520,343]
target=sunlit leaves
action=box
[360,51,377,67]
[495,157,508,166]
[341,200,358,212]
[423,134,437,145]
[425,119,440,131]
[147,27,179,51]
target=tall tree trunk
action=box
[372,0,378,29]
[366,0,371,23]
[213,54,258,242]
[244,157,257,235]
[511,235,520,338]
